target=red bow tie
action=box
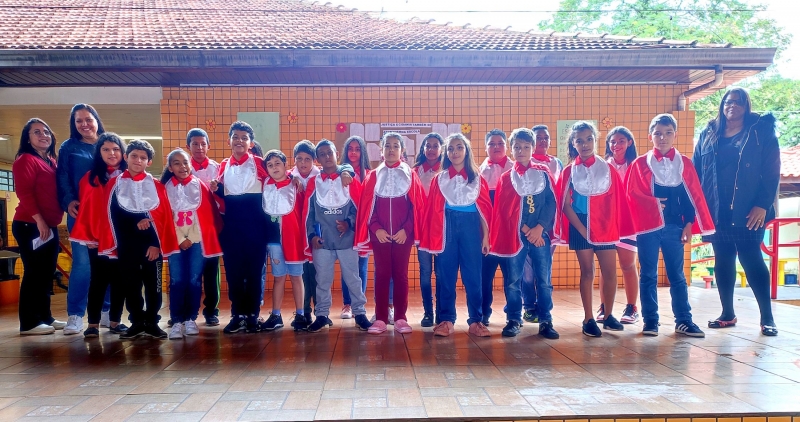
[514,162,533,175]
[121,170,146,181]
[106,166,118,174]
[171,175,193,186]
[230,154,249,166]
[654,148,676,162]
[575,155,596,167]
[320,172,339,181]
[487,156,509,167]
[386,161,401,169]
[268,178,292,189]
[422,161,441,172]
[532,154,551,163]
[447,166,467,179]
[192,158,209,171]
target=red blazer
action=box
[166,176,223,258]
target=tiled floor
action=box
[1,285,799,421]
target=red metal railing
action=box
[760,217,800,299]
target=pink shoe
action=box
[368,320,387,334]
[394,319,412,334]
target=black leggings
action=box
[712,239,775,326]
[12,221,57,331]
[87,249,127,325]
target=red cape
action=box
[167,176,224,258]
[419,172,492,254]
[69,172,106,248]
[626,153,716,236]
[216,153,269,214]
[72,174,180,258]
[554,161,632,246]
[301,174,363,258]
[354,163,426,253]
[489,165,557,257]
[270,182,307,264]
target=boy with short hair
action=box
[186,128,222,326]
[490,128,559,339]
[303,140,371,332]
[626,113,715,337]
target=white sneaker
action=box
[340,305,353,319]
[184,320,199,336]
[100,311,111,328]
[21,324,55,336]
[63,315,83,335]
[388,307,395,325]
[50,319,66,330]
[169,322,184,340]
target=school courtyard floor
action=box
[0,286,799,421]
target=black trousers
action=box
[87,248,128,325]
[202,256,220,318]
[220,235,266,318]
[12,221,58,331]
[118,248,163,325]
[302,261,317,315]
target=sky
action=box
[335,0,800,80]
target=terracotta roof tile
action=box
[0,0,735,50]
[782,146,800,179]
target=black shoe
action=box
[119,323,147,339]
[603,314,624,331]
[675,321,705,338]
[308,316,331,333]
[83,326,100,338]
[109,324,128,335]
[167,319,174,327]
[205,315,220,327]
[761,325,778,336]
[223,316,247,334]
[246,316,260,333]
[354,314,372,331]
[501,320,521,337]
[582,319,602,337]
[420,313,434,327]
[538,321,560,339]
[260,314,284,331]
[642,321,660,336]
[144,323,167,339]
[523,310,539,324]
[291,314,310,331]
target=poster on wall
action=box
[238,112,280,152]
[335,122,467,166]
[556,119,598,165]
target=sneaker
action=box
[620,304,639,324]
[145,323,168,339]
[708,317,737,329]
[169,322,184,340]
[109,323,129,335]
[595,304,605,323]
[63,315,83,335]
[676,321,705,338]
[420,313,434,327]
[388,307,395,325]
[83,326,100,338]
[643,321,660,336]
[246,316,261,333]
[603,315,624,331]
[260,314,284,331]
[582,319,602,337]
[20,324,55,336]
[100,311,111,328]
[368,320,387,334]
[308,316,332,333]
[49,319,66,330]
[433,321,454,337]
[340,305,352,319]
[354,314,372,331]
[538,321,560,339]
[394,319,412,334]
[223,316,247,334]
[468,322,491,337]
[205,315,220,326]
[502,320,521,337]
[523,310,538,324]
[119,323,147,339]
[184,320,200,336]
[291,314,309,331]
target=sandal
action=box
[708,317,737,328]
[761,325,778,336]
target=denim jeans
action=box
[502,234,554,323]
[418,248,434,314]
[341,256,368,305]
[168,243,205,322]
[522,245,556,311]
[313,248,367,317]
[435,209,483,325]
[638,224,692,325]
[66,216,93,317]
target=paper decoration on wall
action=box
[365,124,381,142]
[334,122,463,165]
[461,123,472,134]
[602,117,614,129]
[556,119,598,166]
[366,142,382,161]
[432,123,448,135]
[237,112,280,151]
[205,119,216,130]
[403,136,415,156]
[447,124,462,136]
[350,123,365,139]
[287,112,298,124]
[336,123,347,133]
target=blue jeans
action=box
[435,209,483,325]
[522,245,556,311]
[480,254,500,320]
[418,248,434,314]
[66,216,109,316]
[342,256,368,305]
[503,234,554,323]
[167,243,205,322]
[638,224,693,325]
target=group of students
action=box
[13,99,776,339]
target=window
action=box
[0,170,14,192]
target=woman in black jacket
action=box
[693,87,780,336]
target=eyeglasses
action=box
[723,99,744,108]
